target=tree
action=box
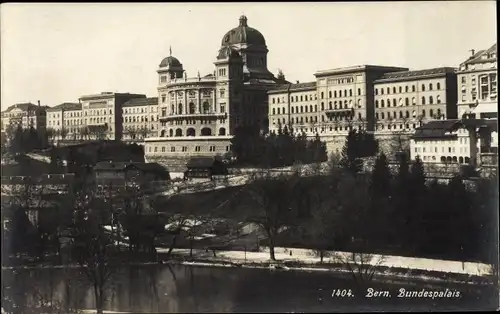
[237,172,302,260]
[340,130,363,174]
[124,127,138,140]
[138,126,151,140]
[69,185,122,314]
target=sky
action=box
[0,2,497,110]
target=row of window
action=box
[417,155,471,164]
[270,100,363,115]
[159,127,226,137]
[415,146,470,154]
[123,107,156,114]
[375,95,442,108]
[148,145,230,153]
[375,83,442,95]
[124,115,158,123]
[272,94,317,104]
[376,109,443,120]
[167,102,226,115]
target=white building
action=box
[410,119,497,166]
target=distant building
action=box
[46,102,82,141]
[457,43,497,119]
[78,92,146,141]
[1,101,48,135]
[93,161,169,187]
[144,15,289,162]
[121,97,159,141]
[184,157,227,180]
[410,119,497,166]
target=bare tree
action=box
[138,126,151,140]
[389,131,411,155]
[46,128,56,146]
[60,127,69,142]
[124,127,138,140]
[236,171,303,260]
[334,251,386,292]
[69,184,122,314]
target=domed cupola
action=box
[221,15,266,47]
[158,46,184,80]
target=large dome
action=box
[221,15,266,47]
[159,56,182,68]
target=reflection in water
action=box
[2,264,497,313]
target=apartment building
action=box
[46,102,82,140]
[410,119,497,166]
[1,102,48,135]
[122,97,159,140]
[373,67,458,132]
[457,43,497,119]
[78,92,146,140]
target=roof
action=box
[159,56,182,68]
[47,102,82,111]
[122,97,158,107]
[374,67,457,83]
[268,81,317,94]
[460,43,497,66]
[412,119,461,140]
[412,118,497,140]
[94,161,168,173]
[186,157,218,168]
[221,15,266,47]
[314,65,409,77]
[3,103,38,113]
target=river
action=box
[1,264,497,313]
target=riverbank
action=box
[3,246,494,287]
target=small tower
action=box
[158,46,184,82]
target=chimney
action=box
[471,49,475,56]
[296,80,299,84]
[37,100,40,107]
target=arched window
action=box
[169,129,173,137]
[405,98,409,106]
[202,101,210,113]
[421,97,426,105]
[429,96,434,104]
[393,87,396,93]
[349,89,353,97]
[393,99,397,106]
[387,99,391,107]
[329,102,332,110]
[219,127,226,135]
[291,107,295,114]
[189,102,196,114]
[375,100,379,108]
[309,105,313,112]
[437,95,441,104]
[345,89,348,97]
[175,128,182,137]
[381,100,385,107]
[422,109,426,117]
[300,106,304,113]
[405,86,409,92]
[381,112,385,119]
[437,82,441,90]
[437,109,441,116]
[452,156,458,163]
[405,111,410,118]
[186,128,195,136]
[272,108,276,115]
[429,83,433,90]
[321,103,324,110]
[344,100,348,108]
[459,157,464,164]
[430,109,434,117]
[376,112,379,119]
[201,127,212,136]
[178,103,183,114]
[412,97,416,105]
[161,130,166,137]
[329,91,332,98]
[465,157,470,163]
[441,156,446,163]
[421,84,425,91]
[321,92,324,99]
[375,88,378,95]
[399,111,403,118]
[412,85,416,92]
[358,88,361,96]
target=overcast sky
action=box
[0,2,497,110]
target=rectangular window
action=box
[171,146,175,152]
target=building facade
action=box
[46,102,83,141]
[373,67,458,132]
[457,43,497,119]
[78,92,146,141]
[122,97,159,141]
[410,119,497,166]
[144,15,288,160]
[1,102,48,135]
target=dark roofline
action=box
[374,67,457,84]
[79,93,146,101]
[122,97,159,107]
[460,43,497,66]
[46,102,82,111]
[2,103,38,113]
[314,65,409,77]
[268,82,317,94]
